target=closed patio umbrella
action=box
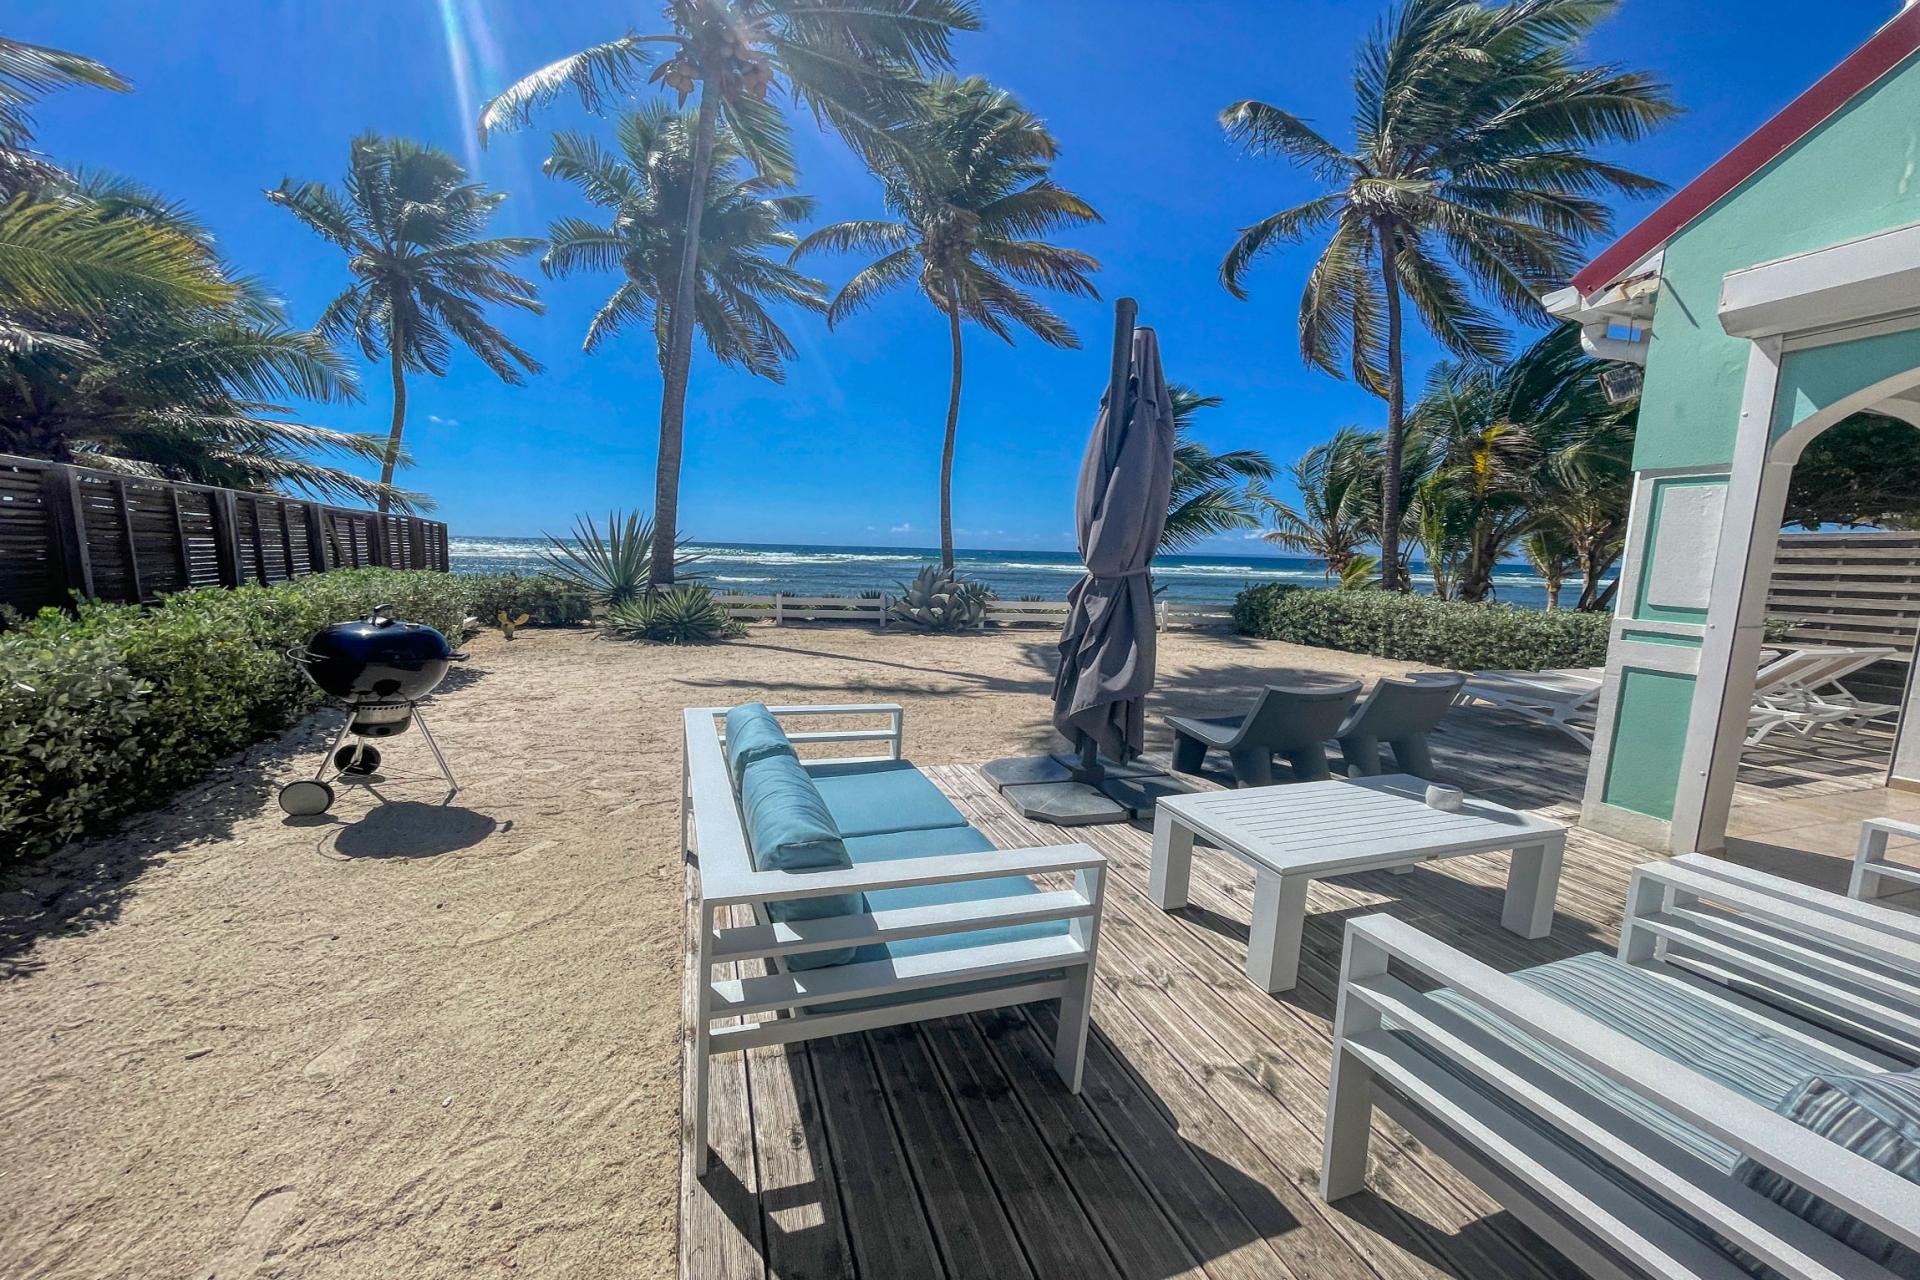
[1052,310,1176,768]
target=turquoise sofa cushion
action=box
[1731,1070,1920,1277]
[738,751,861,970]
[725,702,794,784]
[843,825,1068,963]
[803,759,970,838]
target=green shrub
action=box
[457,573,593,626]
[0,568,487,867]
[604,584,743,644]
[1232,583,1610,670]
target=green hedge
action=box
[0,568,582,867]
[457,572,593,626]
[1232,583,1610,671]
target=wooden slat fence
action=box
[1768,530,1920,657]
[0,452,447,612]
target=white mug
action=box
[1425,784,1464,812]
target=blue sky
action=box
[14,1,1905,551]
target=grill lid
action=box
[296,605,453,703]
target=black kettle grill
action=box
[278,605,460,816]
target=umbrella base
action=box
[986,754,1194,825]
[1048,752,1164,781]
[982,755,1073,788]
[1000,780,1135,826]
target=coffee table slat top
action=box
[1159,775,1565,876]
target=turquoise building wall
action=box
[1587,50,1920,839]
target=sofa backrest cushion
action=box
[1732,1069,1920,1275]
[725,702,795,785]
[738,750,862,970]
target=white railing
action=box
[714,592,1227,632]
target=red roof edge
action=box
[1571,7,1920,296]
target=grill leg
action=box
[412,708,459,795]
[316,713,356,780]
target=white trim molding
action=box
[1720,220,1920,338]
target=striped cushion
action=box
[1426,951,1844,1172]
[1732,1070,1920,1278]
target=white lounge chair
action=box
[1753,644,1899,735]
[1455,667,1605,746]
[1322,854,1920,1280]
[1460,648,1890,751]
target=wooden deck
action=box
[679,707,1891,1280]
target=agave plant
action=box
[888,564,992,631]
[604,584,741,644]
[539,510,697,608]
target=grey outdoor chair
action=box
[1334,672,1466,779]
[1167,681,1362,787]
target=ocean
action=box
[449,537,1605,612]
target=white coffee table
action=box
[1149,775,1568,993]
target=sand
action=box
[0,623,1430,1279]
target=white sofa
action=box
[681,702,1107,1176]
[1321,853,1920,1279]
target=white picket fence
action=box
[713,593,1228,632]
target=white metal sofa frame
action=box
[681,703,1108,1176]
[1321,853,1920,1280]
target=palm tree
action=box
[1163,385,1275,552]
[1520,524,1577,610]
[0,36,129,196]
[543,106,825,380]
[266,136,544,511]
[1218,0,1674,591]
[1413,322,1644,601]
[793,75,1099,569]
[0,178,404,506]
[1262,427,1375,579]
[479,0,981,586]
[1408,368,1537,602]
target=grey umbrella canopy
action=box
[1052,324,1177,762]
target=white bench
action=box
[681,703,1107,1176]
[1322,853,1920,1280]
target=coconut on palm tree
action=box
[1218,0,1674,590]
[479,0,981,586]
[266,136,544,511]
[793,75,1100,570]
[542,105,825,378]
[1162,385,1274,552]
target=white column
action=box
[1672,338,1788,854]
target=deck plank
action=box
[748,1041,855,1280]
[681,702,1892,1280]
[806,1032,947,1278]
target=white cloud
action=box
[427,414,460,426]
[889,522,916,534]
